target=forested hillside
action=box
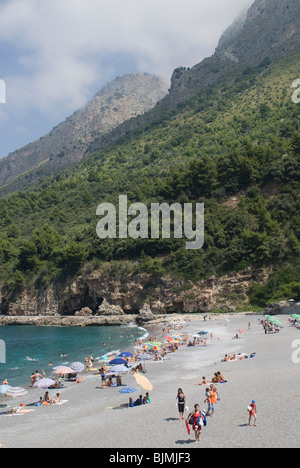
[0,50,300,308]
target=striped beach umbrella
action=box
[5,387,28,398]
[53,366,74,375]
[33,379,56,388]
[70,362,85,373]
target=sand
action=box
[1,314,300,448]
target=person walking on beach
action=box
[176,388,187,421]
[207,386,218,417]
[187,404,203,443]
[248,401,258,426]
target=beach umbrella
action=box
[109,358,128,366]
[109,365,129,374]
[5,387,28,398]
[53,366,74,375]
[134,374,153,392]
[137,354,153,360]
[33,378,56,388]
[0,385,12,395]
[166,336,175,343]
[119,352,134,358]
[70,362,85,373]
[198,330,213,336]
[147,341,162,347]
[119,387,137,394]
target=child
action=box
[248,400,258,426]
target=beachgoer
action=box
[177,388,187,421]
[187,404,203,443]
[207,387,218,417]
[248,401,258,426]
[134,395,143,406]
[44,391,51,403]
[50,393,62,405]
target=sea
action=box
[0,323,149,387]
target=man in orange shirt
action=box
[207,386,218,417]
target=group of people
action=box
[129,393,151,407]
[176,386,217,443]
[35,392,62,406]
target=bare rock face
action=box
[167,0,300,108]
[0,73,167,195]
[75,307,93,317]
[136,304,155,324]
[96,299,125,316]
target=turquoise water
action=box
[0,324,148,387]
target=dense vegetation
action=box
[0,49,300,306]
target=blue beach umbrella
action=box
[119,387,137,394]
[119,352,134,358]
[109,358,128,366]
[70,362,85,373]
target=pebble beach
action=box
[1,313,299,449]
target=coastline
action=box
[2,313,299,448]
[0,311,257,327]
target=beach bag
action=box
[187,413,194,425]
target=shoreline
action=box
[0,311,258,327]
[2,313,299,448]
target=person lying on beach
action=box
[196,377,208,386]
[233,334,239,340]
[50,393,62,405]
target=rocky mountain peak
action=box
[0,73,167,194]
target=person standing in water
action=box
[176,388,187,421]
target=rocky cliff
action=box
[167,0,300,107]
[87,0,300,156]
[0,73,167,195]
[0,266,270,318]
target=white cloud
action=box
[0,0,253,120]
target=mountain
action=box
[168,0,300,107]
[0,73,167,194]
[86,0,300,156]
[0,0,300,316]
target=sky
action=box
[0,0,253,159]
